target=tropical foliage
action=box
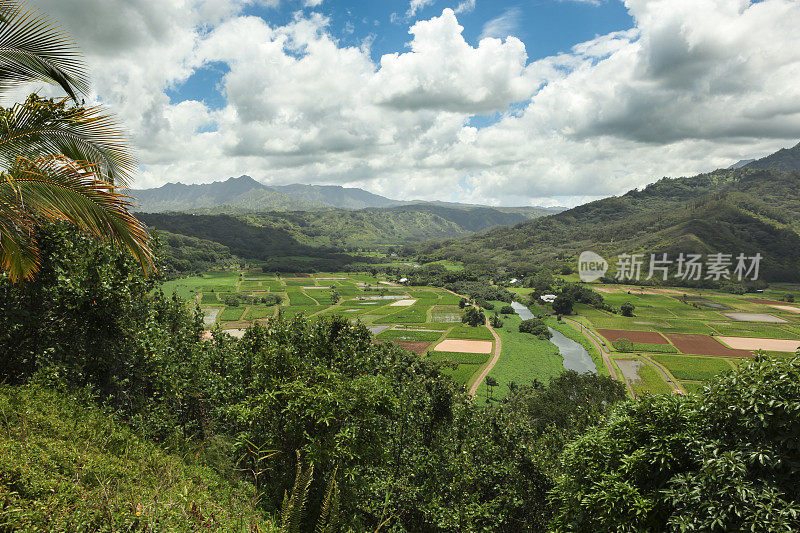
[0,0,151,282]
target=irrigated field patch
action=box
[597,329,668,344]
[723,312,787,323]
[447,325,494,340]
[376,329,443,342]
[652,354,733,381]
[430,306,462,323]
[716,336,800,352]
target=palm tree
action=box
[0,0,153,282]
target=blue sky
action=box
[168,0,634,114]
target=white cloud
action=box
[454,0,476,14]
[372,9,537,113]
[20,0,800,206]
[479,7,521,40]
[407,0,436,18]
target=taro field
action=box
[162,270,495,390]
[571,283,800,395]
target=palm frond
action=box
[0,155,154,282]
[0,95,137,186]
[0,0,89,100]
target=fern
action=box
[314,466,339,533]
[280,451,314,533]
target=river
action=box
[510,301,597,374]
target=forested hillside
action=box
[745,141,800,171]
[417,167,800,281]
[139,203,540,271]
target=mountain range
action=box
[416,141,800,282]
[129,175,561,216]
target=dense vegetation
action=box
[415,166,800,282]
[553,356,800,531]
[155,229,241,274]
[2,226,799,531]
[139,202,538,262]
[139,212,364,271]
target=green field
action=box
[376,329,444,342]
[612,340,678,353]
[476,315,564,400]
[652,354,734,381]
[220,306,246,321]
[447,325,494,340]
[630,363,673,396]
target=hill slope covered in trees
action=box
[416,163,800,281]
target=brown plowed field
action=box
[665,334,752,357]
[375,340,431,354]
[598,329,668,344]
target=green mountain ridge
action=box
[415,142,800,281]
[130,175,563,215]
[139,202,549,272]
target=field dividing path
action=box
[468,315,502,398]
[442,289,503,398]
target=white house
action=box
[540,294,557,303]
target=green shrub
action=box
[552,356,800,531]
[519,318,552,339]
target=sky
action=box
[23,0,800,207]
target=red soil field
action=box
[375,340,431,355]
[598,329,668,344]
[665,333,752,357]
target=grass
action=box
[287,291,317,306]
[280,305,327,318]
[220,307,246,321]
[376,329,444,342]
[428,351,491,365]
[651,354,734,381]
[0,385,273,531]
[477,314,563,400]
[244,307,274,320]
[201,292,220,304]
[437,293,463,306]
[447,325,494,340]
[630,363,673,396]
[612,341,678,353]
[681,381,706,394]
[438,363,482,386]
[374,305,431,324]
[708,323,800,339]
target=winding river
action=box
[510,302,597,374]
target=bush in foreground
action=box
[552,356,800,532]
